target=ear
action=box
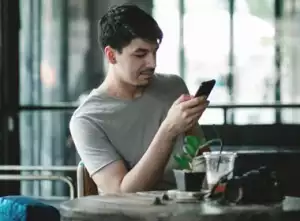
[104,46,117,64]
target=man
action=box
[69,4,209,194]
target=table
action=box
[60,192,300,221]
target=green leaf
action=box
[183,144,197,157]
[173,153,191,170]
[184,136,201,148]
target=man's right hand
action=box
[162,94,209,137]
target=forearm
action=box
[120,122,176,193]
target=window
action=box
[19,0,88,197]
[154,0,300,124]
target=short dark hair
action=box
[98,4,163,52]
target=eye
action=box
[135,54,146,58]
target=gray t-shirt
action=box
[70,73,203,190]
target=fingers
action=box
[181,105,207,122]
[183,112,204,132]
[174,94,190,105]
[180,99,209,118]
[182,99,208,122]
[185,117,201,131]
[185,100,209,115]
[180,96,207,109]
[189,111,205,123]
[182,95,194,102]
[172,94,209,134]
[174,94,198,105]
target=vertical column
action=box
[129,0,153,15]
[39,0,69,197]
[107,0,153,15]
[274,0,283,123]
[228,0,235,124]
[289,1,300,122]
[54,0,69,197]
[0,0,20,195]
[178,0,185,79]
[19,0,42,196]
[83,0,108,92]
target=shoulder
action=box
[152,73,189,96]
[154,73,185,85]
[71,91,101,119]
[69,90,111,130]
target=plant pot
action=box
[173,169,206,192]
[191,156,206,172]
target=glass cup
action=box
[203,151,237,189]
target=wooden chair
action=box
[76,161,98,197]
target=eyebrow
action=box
[133,46,159,54]
[133,48,149,53]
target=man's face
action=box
[105,38,158,86]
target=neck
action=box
[99,68,145,100]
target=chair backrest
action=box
[76,162,98,197]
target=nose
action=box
[146,53,156,68]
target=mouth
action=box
[140,74,153,80]
[141,73,153,76]
[140,69,155,76]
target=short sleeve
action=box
[69,117,121,176]
[175,75,190,95]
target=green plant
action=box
[173,135,222,171]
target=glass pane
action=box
[184,0,230,97]
[233,0,275,124]
[19,0,90,106]
[281,0,300,124]
[153,0,180,76]
[19,0,89,198]
[20,110,78,198]
[154,0,230,124]
[153,0,282,125]
[199,108,225,125]
[233,108,275,124]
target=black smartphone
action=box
[195,79,216,98]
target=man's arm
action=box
[94,95,207,193]
[92,121,176,193]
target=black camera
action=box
[209,166,285,204]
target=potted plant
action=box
[173,136,221,192]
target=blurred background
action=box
[1,0,300,199]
